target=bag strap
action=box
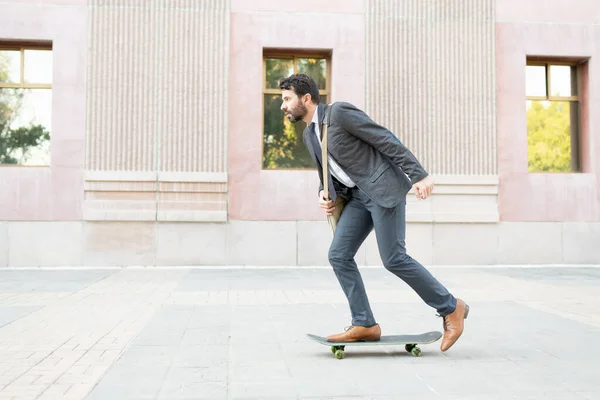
[321,104,332,200]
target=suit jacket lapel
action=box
[302,123,314,155]
[303,103,326,158]
[302,121,320,169]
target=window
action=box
[0,43,52,166]
[263,53,330,169]
[526,60,582,173]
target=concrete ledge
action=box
[2,221,599,267]
[0,222,7,268]
[83,222,156,267]
[563,223,600,264]
[156,223,227,266]
[429,175,499,185]
[3,264,599,270]
[156,210,227,222]
[405,175,499,223]
[83,209,157,222]
[83,170,228,223]
[7,222,84,267]
[157,172,227,183]
[226,221,297,266]
[84,171,157,181]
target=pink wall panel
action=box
[228,10,365,220]
[496,11,599,221]
[0,1,86,220]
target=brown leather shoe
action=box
[440,299,469,351]
[326,324,381,343]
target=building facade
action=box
[0,0,598,267]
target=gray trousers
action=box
[328,186,457,327]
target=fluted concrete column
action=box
[85,0,228,221]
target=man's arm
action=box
[333,102,429,184]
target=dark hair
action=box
[279,74,320,104]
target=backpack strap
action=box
[321,103,332,200]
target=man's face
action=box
[281,89,308,123]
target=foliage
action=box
[262,58,326,169]
[263,93,313,169]
[527,100,572,172]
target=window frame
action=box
[0,42,53,90]
[525,59,583,173]
[0,42,53,167]
[525,60,579,102]
[261,51,331,171]
[262,53,331,97]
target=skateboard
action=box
[306,330,443,359]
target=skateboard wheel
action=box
[331,345,345,354]
[334,349,345,359]
[411,347,422,357]
[405,344,415,353]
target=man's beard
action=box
[286,102,308,123]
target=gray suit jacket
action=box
[303,102,429,208]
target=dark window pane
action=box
[0,88,51,165]
[527,100,573,172]
[265,58,294,90]
[569,101,580,171]
[298,58,327,90]
[526,65,546,97]
[0,50,21,84]
[263,94,314,169]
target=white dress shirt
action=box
[311,109,356,188]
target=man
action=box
[279,74,469,352]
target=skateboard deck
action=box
[307,330,442,359]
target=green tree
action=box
[527,100,572,172]
[263,94,312,169]
[262,57,326,169]
[0,52,50,165]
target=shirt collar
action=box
[310,107,319,126]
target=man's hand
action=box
[412,176,434,200]
[318,190,335,216]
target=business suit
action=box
[303,101,458,329]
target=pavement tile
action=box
[0,267,597,399]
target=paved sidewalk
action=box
[0,266,598,399]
